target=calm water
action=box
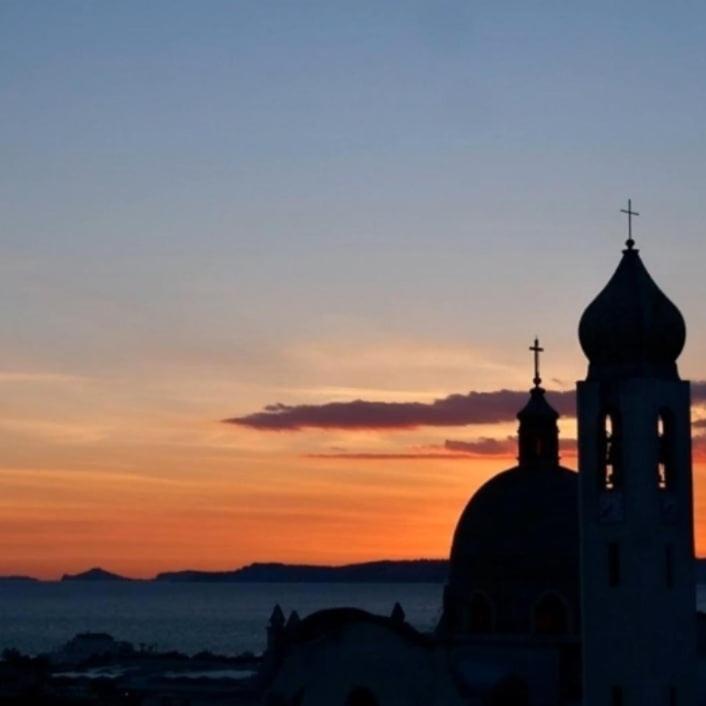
[0,582,444,656]
[3,582,704,658]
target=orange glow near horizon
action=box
[3,440,706,580]
[3,341,706,580]
[0,454,499,580]
[7,0,706,589]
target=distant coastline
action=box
[155,559,448,583]
[2,559,449,583]
[5,558,706,583]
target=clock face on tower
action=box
[598,491,625,523]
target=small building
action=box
[50,632,135,666]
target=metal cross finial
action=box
[529,337,544,388]
[620,198,639,250]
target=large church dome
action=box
[440,371,579,637]
[448,464,578,586]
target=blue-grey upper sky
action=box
[3,0,706,384]
[6,0,706,576]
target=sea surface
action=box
[3,582,705,658]
[0,582,444,656]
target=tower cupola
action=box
[517,338,560,467]
[578,220,685,382]
[517,387,560,468]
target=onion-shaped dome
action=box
[578,247,686,381]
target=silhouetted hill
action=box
[61,567,132,582]
[155,560,449,583]
[6,558,706,583]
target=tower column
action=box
[577,220,696,706]
[579,379,696,706]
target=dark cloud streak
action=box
[444,437,517,455]
[226,389,576,431]
[226,382,706,433]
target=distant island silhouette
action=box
[4,558,706,583]
[155,559,448,583]
[61,567,134,582]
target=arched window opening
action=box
[345,687,379,706]
[600,412,622,491]
[467,592,494,634]
[658,410,676,491]
[533,593,570,636]
[658,416,667,489]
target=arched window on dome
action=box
[599,411,622,491]
[465,592,494,634]
[657,409,676,491]
[532,592,570,636]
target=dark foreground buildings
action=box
[261,224,700,705]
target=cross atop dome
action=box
[621,198,639,251]
[530,337,544,388]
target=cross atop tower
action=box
[530,337,544,388]
[620,198,639,250]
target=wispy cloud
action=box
[444,436,517,455]
[0,419,110,444]
[0,372,89,384]
[445,436,577,457]
[305,452,479,461]
[306,436,579,462]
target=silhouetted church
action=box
[260,211,699,706]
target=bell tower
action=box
[577,208,696,706]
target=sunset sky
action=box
[3,2,706,579]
